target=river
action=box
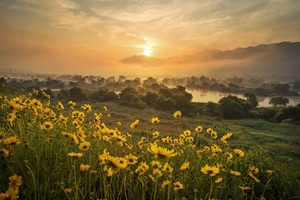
[187,89,300,107]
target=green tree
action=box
[143,92,159,106]
[217,95,247,119]
[244,92,258,108]
[69,87,88,101]
[269,96,289,107]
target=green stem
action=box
[208,177,213,200]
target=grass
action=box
[0,90,300,200]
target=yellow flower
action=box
[266,170,275,175]
[185,136,194,143]
[40,121,54,130]
[3,187,19,199]
[30,99,43,110]
[230,170,241,176]
[249,166,259,174]
[221,132,232,144]
[79,141,91,151]
[239,186,251,191]
[111,157,128,169]
[234,149,245,157]
[69,134,79,144]
[81,104,92,112]
[206,127,213,134]
[151,117,160,124]
[162,162,173,173]
[173,111,182,118]
[7,113,16,125]
[195,125,203,133]
[161,180,170,189]
[149,174,156,182]
[249,171,260,182]
[68,152,83,158]
[125,154,138,165]
[183,130,191,136]
[151,160,162,168]
[90,170,97,174]
[201,164,219,176]
[103,106,108,111]
[130,119,139,128]
[180,161,190,170]
[9,174,22,189]
[76,129,87,141]
[211,131,218,139]
[215,177,223,184]
[135,161,149,175]
[148,142,177,158]
[56,102,64,110]
[106,167,115,177]
[79,164,90,172]
[211,144,222,154]
[1,148,11,157]
[152,131,160,138]
[64,188,72,194]
[174,181,184,191]
[153,169,163,177]
[68,101,76,107]
[3,137,21,145]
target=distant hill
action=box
[121,41,300,77]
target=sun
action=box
[143,46,153,57]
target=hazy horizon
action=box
[1,0,300,77]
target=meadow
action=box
[0,89,299,200]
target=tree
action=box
[69,87,88,101]
[269,96,289,107]
[217,95,247,119]
[244,93,258,108]
[143,92,159,106]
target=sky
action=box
[0,0,299,77]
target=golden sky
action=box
[0,0,299,77]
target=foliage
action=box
[269,96,289,107]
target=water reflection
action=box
[188,89,300,107]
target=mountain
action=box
[120,41,300,77]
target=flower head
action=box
[234,149,245,157]
[151,117,160,124]
[80,164,90,172]
[79,141,91,151]
[201,164,219,176]
[161,180,170,189]
[9,174,22,189]
[3,137,21,145]
[111,157,128,169]
[174,181,184,191]
[180,161,190,170]
[221,132,232,144]
[230,170,241,176]
[173,111,182,118]
[249,171,260,182]
[130,119,139,128]
[40,121,54,130]
[68,152,83,158]
[148,142,177,158]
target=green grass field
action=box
[0,91,299,200]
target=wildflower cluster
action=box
[0,91,286,199]
[0,174,22,200]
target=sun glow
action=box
[143,46,153,57]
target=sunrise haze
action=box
[0,0,300,77]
